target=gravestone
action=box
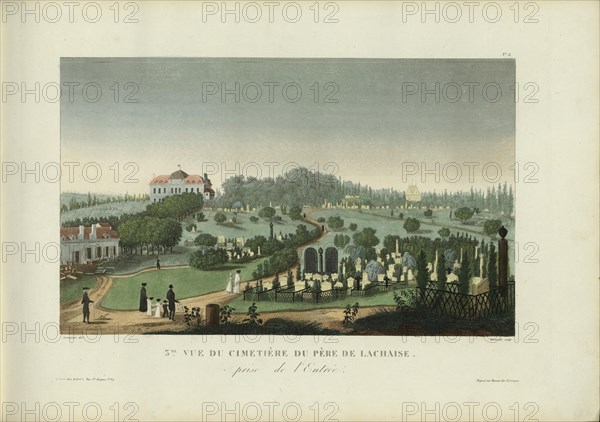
[324,247,338,274]
[304,247,318,274]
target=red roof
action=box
[149,175,170,185]
[184,175,205,184]
[204,187,215,193]
[60,224,119,240]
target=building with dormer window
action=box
[149,167,215,203]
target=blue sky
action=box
[61,58,515,194]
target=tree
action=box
[399,213,404,220]
[352,227,379,249]
[334,234,351,249]
[403,217,420,233]
[194,233,217,248]
[289,206,303,221]
[424,209,433,218]
[189,248,228,270]
[488,243,497,287]
[214,212,226,224]
[365,260,385,282]
[348,223,358,231]
[196,212,206,222]
[438,227,450,238]
[416,250,429,295]
[327,215,344,230]
[454,207,474,224]
[436,252,447,291]
[444,248,457,271]
[402,252,417,270]
[459,253,471,294]
[483,219,502,237]
[249,216,259,223]
[258,207,276,219]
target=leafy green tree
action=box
[327,215,345,230]
[438,227,450,238]
[258,207,276,219]
[194,233,217,248]
[454,207,474,224]
[416,250,429,296]
[289,206,303,221]
[424,209,433,218]
[488,243,497,287]
[189,248,228,270]
[459,253,471,294]
[214,212,226,224]
[483,219,502,237]
[403,217,420,233]
[334,234,351,249]
[436,252,447,291]
[348,223,358,231]
[196,212,206,222]
[352,227,379,249]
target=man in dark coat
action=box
[81,287,94,323]
[139,282,148,312]
[156,256,161,270]
[166,284,179,320]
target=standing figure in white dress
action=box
[233,269,241,293]
[154,298,162,318]
[225,272,233,293]
[146,297,153,316]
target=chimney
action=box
[78,225,84,240]
[90,223,97,240]
[203,173,209,187]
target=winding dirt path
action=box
[60,210,340,334]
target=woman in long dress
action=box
[147,297,153,316]
[154,298,162,318]
[225,273,233,293]
[233,270,241,293]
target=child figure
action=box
[154,298,162,318]
[162,300,169,318]
[147,297,153,316]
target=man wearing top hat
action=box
[139,282,148,312]
[166,284,179,320]
[81,287,94,323]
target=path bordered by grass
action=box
[101,258,268,310]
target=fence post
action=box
[206,303,220,327]
[498,226,509,298]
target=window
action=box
[153,187,156,193]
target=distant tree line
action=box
[61,192,150,213]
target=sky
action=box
[61,57,515,195]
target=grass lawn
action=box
[308,208,515,272]
[228,288,403,313]
[100,258,269,310]
[107,247,194,275]
[180,210,311,244]
[60,274,99,304]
